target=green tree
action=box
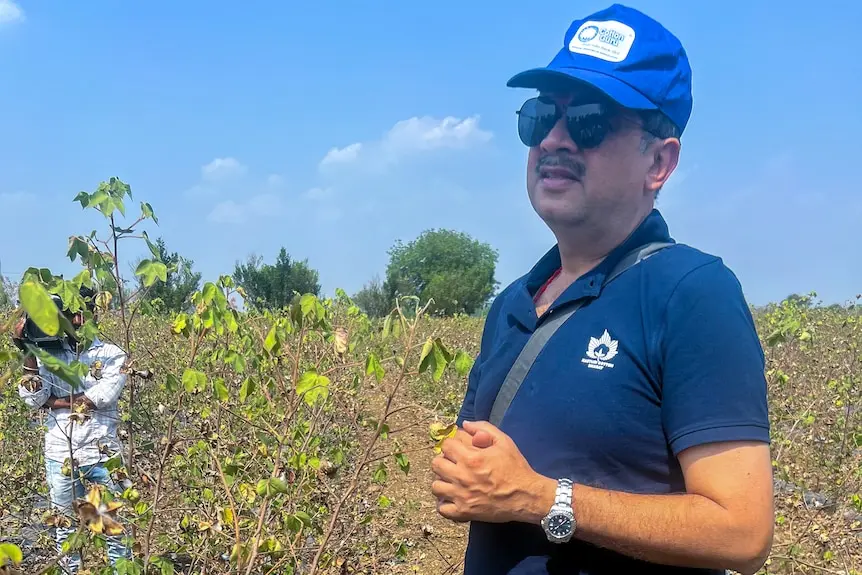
[352,274,394,318]
[385,229,498,316]
[0,275,14,310]
[233,247,321,310]
[137,237,202,313]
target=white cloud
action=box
[384,115,492,152]
[201,157,247,182]
[207,193,285,225]
[318,115,492,172]
[319,143,362,168]
[0,0,24,25]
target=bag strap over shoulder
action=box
[487,241,674,427]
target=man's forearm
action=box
[44,393,91,410]
[520,476,769,574]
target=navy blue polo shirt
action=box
[456,209,770,575]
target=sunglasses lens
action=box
[517,98,559,147]
[565,103,611,149]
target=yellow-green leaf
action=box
[213,378,229,402]
[0,543,23,565]
[182,369,206,393]
[19,281,60,336]
[239,378,255,404]
[418,338,434,373]
[264,325,279,354]
[135,259,168,287]
[453,350,474,377]
[365,353,384,383]
[296,370,330,405]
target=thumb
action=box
[471,430,494,449]
[462,420,506,447]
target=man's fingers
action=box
[431,478,457,501]
[437,500,469,523]
[440,433,472,463]
[431,454,462,483]
[454,428,474,445]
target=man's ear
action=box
[645,137,680,194]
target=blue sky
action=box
[1,0,860,307]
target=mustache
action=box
[536,154,586,180]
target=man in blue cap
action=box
[430,4,774,574]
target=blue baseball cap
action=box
[507,3,693,135]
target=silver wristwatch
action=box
[540,478,576,543]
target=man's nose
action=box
[540,116,577,154]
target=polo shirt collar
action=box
[512,209,672,329]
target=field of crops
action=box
[1,291,861,575]
[0,184,860,575]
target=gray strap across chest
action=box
[487,241,674,428]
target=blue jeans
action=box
[45,458,131,572]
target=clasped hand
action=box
[430,420,552,525]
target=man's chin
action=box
[535,209,589,231]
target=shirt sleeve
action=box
[18,376,50,409]
[456,355,481,426]
[83,348,128,409]
[659,259,771,456]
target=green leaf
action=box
[395,452,410,475]
[434,337,453,363]
[73,191,91,208]
[164,373,180,393]
[294,510,312,527]
[213,378,229,402]
[67,236,90,263]
[365,353,384,383]
[103,453,123,472]
[71,270,92,289]
[0,543,23,566]
[27,346,85,390]
[373,462,388,484]
[239,378,255,404]
[430,340,448,381]
[141,202,159,224]
[256,477,288,497]
[142,231,161,259]
[19,281,60,336]
[418,338,434,373]
[264,325,279,354]
[382,313,392,338]
[300,294,317,318]
[202,282,217,304]
[182,369,207,393]
[295,370,330,406]
[149,555,175,575]
[453,350,474,377]
[135,259,168,287]
[377,495,391,509]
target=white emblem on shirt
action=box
[582,329,618,370]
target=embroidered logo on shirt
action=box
[581,329,618,370]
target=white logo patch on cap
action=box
[569,20,636,63]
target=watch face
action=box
[548,514,572,537]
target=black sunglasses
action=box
[516,96,628,149]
